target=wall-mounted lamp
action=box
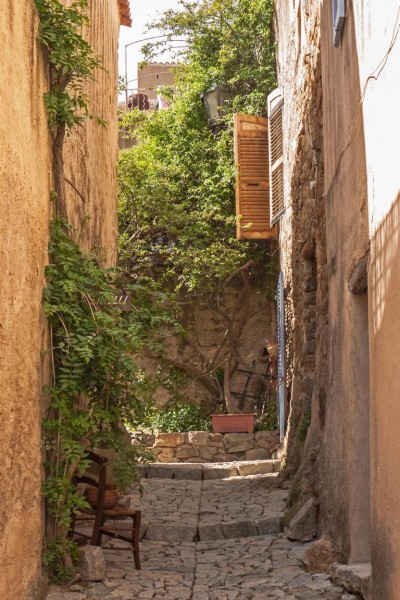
[201,84,231,127]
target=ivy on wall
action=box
[34,0,169,581]
[35,0,105,219]
[43,220,171,581]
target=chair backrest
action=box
[73,451,108,520]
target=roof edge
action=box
[118,0,132,27]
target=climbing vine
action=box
[34,0,168,582]
[35,0,105,218]
[43,220,173,581]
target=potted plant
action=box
[211,412,255,433]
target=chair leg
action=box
[67,512,76,540]
[132,511,141,570]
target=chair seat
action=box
[77,506,139,518]
[102,506,139,518]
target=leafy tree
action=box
[119,0,278,413]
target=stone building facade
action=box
[0,2,130,598]
[274,0,400,597]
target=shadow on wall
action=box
[370,192,400,600]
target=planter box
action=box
[212,413,255,434]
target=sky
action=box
[118,0,182,99]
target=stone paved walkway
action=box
[47,462,359,600]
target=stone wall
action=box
[137,283,277,409]
[275,0,400,593]
[132,431,280,463]
[274,0,327,511]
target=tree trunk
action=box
[53,125,68,220]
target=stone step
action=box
[120,472,286,544]
[138,459,281,481]
[330,562,371,598]
[141,512,282,543]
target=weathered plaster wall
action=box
[0,4,51,598]
[138,283,276,411]
[64,0,120,266]
[319,0,371,565]
[0,2,122,598]
[344,2,400,596]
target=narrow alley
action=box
[47,462,356,600]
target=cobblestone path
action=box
[47,462,357,600]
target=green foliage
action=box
[144,0,277,115]
[34,0,103,131]
[296,412,311,441]
[255,397,278,431]
[127,366,212,433]
[43,220,176,579]
[43,536,79,583]
[134,401,212,433]
[118,0,277,296]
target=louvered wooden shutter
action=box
[234,114,278,240]
[268,89,284,225]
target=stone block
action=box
[226,442,254,453]
[209,433,224,443]
[305,321,317,340]
[78,545,106,581]
[272,459,281,472]
[146,464,175,479]
[188,431,210,445]
[304,291,317,306]
[203,465,238,479]
[160,447,175,460]
[303,277,317,292]
[303,537,337,573]
[254,431,279,445]
[176,444,199,459]
[302,340,315,355]
[244,448,271,461]
[185,457,207,463]
[212,453,237,462]
[287,497,317,542]
[238,460,273,476]
[154,432,187,447]
[330,562,371,597]
[198,446,217,460]
[174,464,203,480]
[106,567,126,579]
[145,523,197,542]
[136,464,147,477]
[198,523,224,541]
[221,519,258,539]
[224,433,254,444]
[131,432,154,446]
[255,515,281,535]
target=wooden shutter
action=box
[268,89,285,225]
[234,114,278,240]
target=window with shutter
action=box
[268,89,285,225]
[234,113,278,240]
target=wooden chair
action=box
[69,451,141,569]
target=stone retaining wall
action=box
[131,430,280,463]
